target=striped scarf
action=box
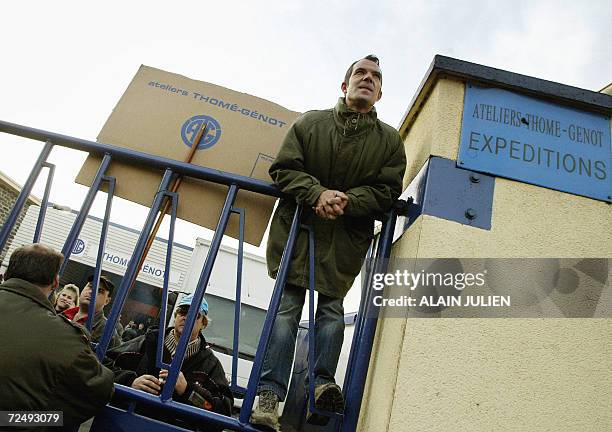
[164,329,201,361]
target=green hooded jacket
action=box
[266,98,406,299]
[0,278,114,430]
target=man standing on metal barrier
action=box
[0,244,114,428]
[251,55,406,429]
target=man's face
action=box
[56,290,77,311]
[174,306,205,342]
[80,282,111,313]
[342,59,382,111]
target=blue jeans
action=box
[258,283,345,401]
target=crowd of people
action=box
[50,278,149,344]
[0,243,235,430]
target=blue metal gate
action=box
[0,120,405,432]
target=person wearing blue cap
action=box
[110,293,233,423]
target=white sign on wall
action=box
[85,246,183,285]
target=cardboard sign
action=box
[76,65,300,245]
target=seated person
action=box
[62,274,122,348]
[110,294,233,417]
[53,283,79,313]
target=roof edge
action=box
[399,55,612,135]
[0,171,41,206]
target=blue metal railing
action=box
[240,205,303,423]
[60,154,113,276]
[87,174,116,334]
[32,162,54,244]
[0,119,404,432]
[230,207,246,394]
[0,140,53,249]
[155,190,179,371]
[340,206,401,432]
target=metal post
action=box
[32,162,55,243]
[111,385,268,432]
[0,140,53,251]
[230,207,245,393]
[306,226,317,413]
[341,239,378,399]
[304,224,343,423]
[59,153,112,275]
[239,205,302,423]
[161,185,239,401]
[86,176,115,333]
[156,191,179,370]
[340,209,399,432]
[96,169,174,358]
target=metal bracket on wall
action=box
[394,156,495,242]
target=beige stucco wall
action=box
[358,78,612,431]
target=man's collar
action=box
[336,96,377,115]
[333,97,377,136]
[0,278,55,312]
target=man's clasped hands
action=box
[313,190,348,220]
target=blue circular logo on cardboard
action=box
[72,239,85,255]
[181,115,222,150]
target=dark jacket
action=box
[111,327,233,417]
[121,326,138,342]
[267,97,406,298]
[0,278,115,430]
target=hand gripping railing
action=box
[0,119,404,432]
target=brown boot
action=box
[306,383,344,426]
[250,390,280,431]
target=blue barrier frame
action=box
[161,184,239,401]
[340,209,400,432]
[96,169,175,358]
[240,205,302,423]
[0,120,402,432]
[32,162,55,243]
[86,175,116,333]
[0,140,53,251]
[230,207,246,394]
[303,223,344,423]
[339,238,377,403]
[0,121,284,198]
[60,153,113,276]
[155,191,179,370]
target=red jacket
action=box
[62,306,121,348]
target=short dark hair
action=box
[5,244,63,286]
[344,54,380,86]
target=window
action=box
[203,294,266,360]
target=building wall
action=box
[0,181,34,266]
[358,78,612,431]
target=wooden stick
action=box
[130,123,208,293]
